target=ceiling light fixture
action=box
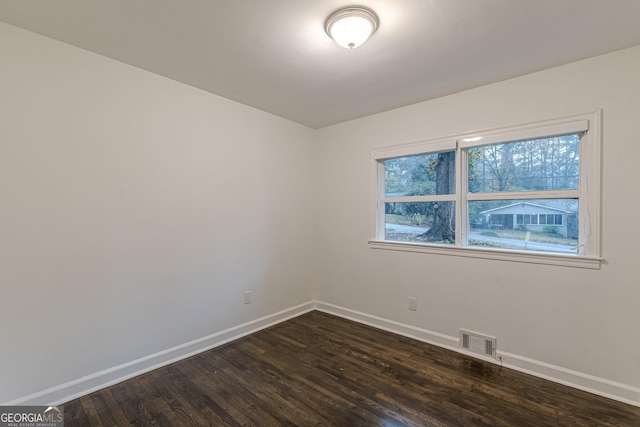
[325,6,379,49]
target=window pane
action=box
[385,151,455,196]
[468,199,578,253]
[468,134,580,193]
[385,202,455,244]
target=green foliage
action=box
[412,213,425,226]
[516,224,528,232]
[409,159,430,183]
[467,134,580,193]
[384,153,438,196]
[404,182,436,217]
[467,148,484,193]
[542,225,561,236]
[408,182,436,196]
[385,214,415,226]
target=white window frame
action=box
[370,111,602,269]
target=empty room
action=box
[1,1,639,426]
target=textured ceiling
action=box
[2,1,640,128]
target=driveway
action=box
[468,233,576,253]
[385,223,428,234]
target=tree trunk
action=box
[423,152,455,242]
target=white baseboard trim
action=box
[7,300,638,408]
[4,301,316,406]
[315,301,640,407]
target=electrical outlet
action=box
[244,291,252,304]
[409,297,417,311]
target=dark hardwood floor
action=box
[64,311,640,426]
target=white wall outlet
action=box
[409,297,417,311]
[243,291,252,304]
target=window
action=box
[382,150,456,244]
[371,112,602,269]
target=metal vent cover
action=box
[460,329,497,359]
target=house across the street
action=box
[479,202,576,238]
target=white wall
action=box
[314,46,640,400]
[0,23,315,403]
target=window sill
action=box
[368,240,603,269]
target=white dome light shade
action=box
[325,6,379,49]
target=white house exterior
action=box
[479,202,574,238]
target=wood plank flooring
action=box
[64,311,640,426]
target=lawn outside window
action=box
[370,112,602,269]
